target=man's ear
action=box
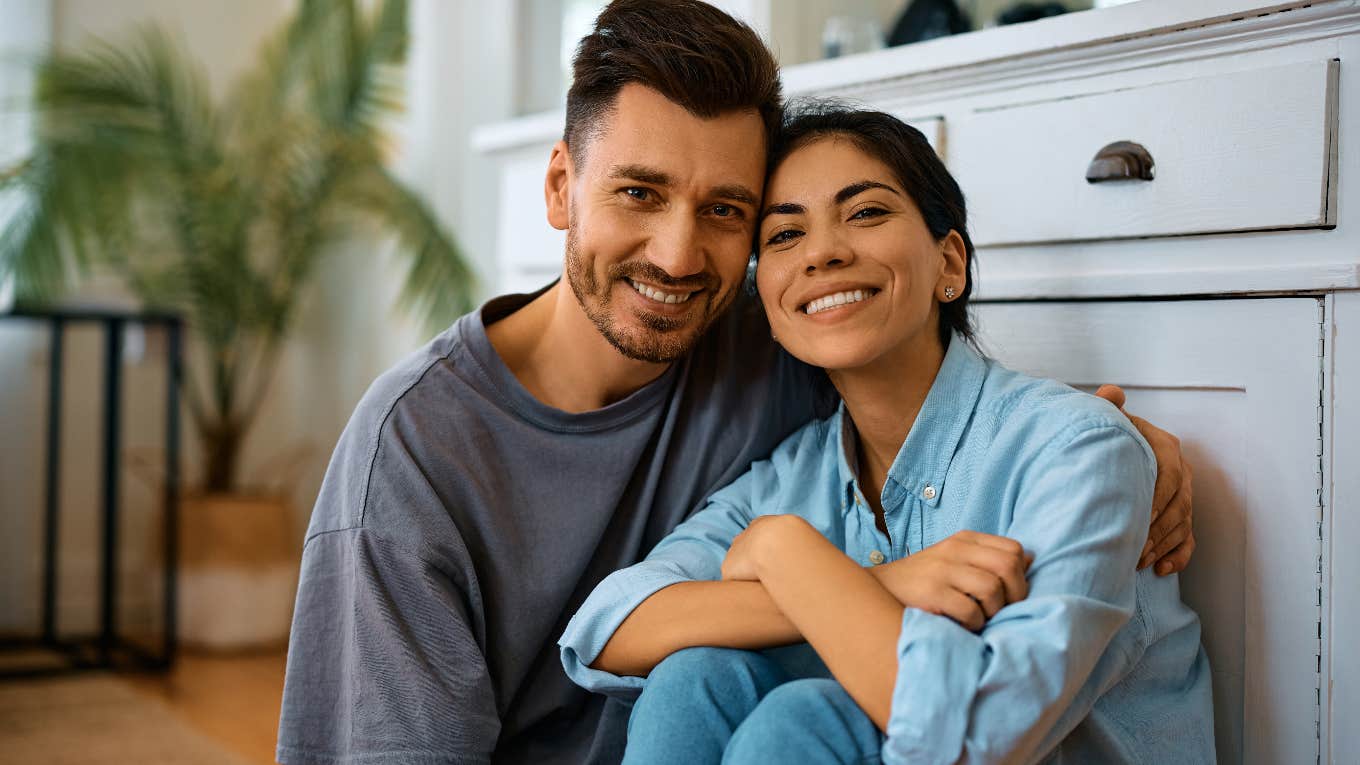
[545,140,572,231]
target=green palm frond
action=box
[0,0,474,492]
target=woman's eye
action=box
[850,207,887,220]
[764,229,802,246]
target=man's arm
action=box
[277,526,500,765]
[1094,384,1195,575]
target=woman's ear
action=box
[937,230,968,298]
[545,140,572,231]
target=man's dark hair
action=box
[769,102,978,350]
[564,0,782,165]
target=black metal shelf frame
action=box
[0,308,183,678]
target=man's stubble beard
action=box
[564,225,728,365]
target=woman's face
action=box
[756,136,964,372]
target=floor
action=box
[123,650,288,765]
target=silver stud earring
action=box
[944,285,957,300]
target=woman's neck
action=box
[828,332,947,511]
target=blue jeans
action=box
[622,646,885,765]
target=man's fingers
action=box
[1142,518,1192,571]
[1140,473,1192,568]
[1154,533,1196,576]
[1131,415,1184,519]
[1094,384,1127,411]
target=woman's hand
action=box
[1094,384,1196,576]
[869,530,1032,632]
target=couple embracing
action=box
[278,2,1212,763]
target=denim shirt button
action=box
[868,550,886,565]
[922,484,937,500]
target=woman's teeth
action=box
[629,279,695,304]
[804,289,873,316]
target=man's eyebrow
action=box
[760,201,805,218]
[608,164,671,186]
[710,184,758,207]
[835,180,900,205]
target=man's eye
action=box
[712,204,739,218]
[624,188,652,201]
[764,229,802,246]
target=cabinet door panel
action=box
[974,297,1323,765]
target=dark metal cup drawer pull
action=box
[1085,141,1156,183]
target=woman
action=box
[558,105,1215,764]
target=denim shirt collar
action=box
[835,333,988,510]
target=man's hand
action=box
[1095,385,1196,576]
[868,530,1031,632]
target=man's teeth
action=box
[804,289,872,316]
[629,279,695,305]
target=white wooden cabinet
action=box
[473,2,1360,761]
[975,298,1327,764]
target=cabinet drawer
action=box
[950,60,1339,246]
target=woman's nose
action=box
[802,229,853,274]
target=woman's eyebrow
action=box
[760,201,805,218]
[835,180,900,204]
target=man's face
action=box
[553,84,767,363]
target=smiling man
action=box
[275,2,1195,764]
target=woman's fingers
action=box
[933,589,986,632]
[951,566,1007,619]
[956,539,1030,604]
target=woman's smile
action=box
[798,285,881,317]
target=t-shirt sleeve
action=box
[277,393,500,765]
[276,527,500,765]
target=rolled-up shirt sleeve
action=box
[884,422,1155,765]
[558,462,775,698]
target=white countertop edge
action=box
[470,0,1337,154]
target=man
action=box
[276,2,1195,763]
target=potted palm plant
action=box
[0,0,474,648]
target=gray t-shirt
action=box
[276,288,826,765]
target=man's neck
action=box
[485,279,673,413]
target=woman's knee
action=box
[645,647,782,695]
[725,679,883,764]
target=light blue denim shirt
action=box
[560,335,1215,764]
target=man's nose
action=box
[648,213,704,279]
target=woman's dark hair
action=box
[768,102,977,350]
[564,0,783,167]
